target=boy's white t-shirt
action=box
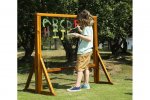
[77,26,93,54]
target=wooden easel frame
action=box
[24,13,113,96]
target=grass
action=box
[17,51,132,100]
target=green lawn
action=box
[18,51,132,100]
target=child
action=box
[67,9,94,92]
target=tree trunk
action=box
[21,47,34,62]
[54,38,58,50]
[61,37,78,64]
[21,34,35,62]
[121,40,127,53]
[109,38,123,56]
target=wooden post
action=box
[35,14,43,93]
[93,16,100,83]
[24,13,112,96]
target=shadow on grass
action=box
[95,81,114,85]
[124,78,132,81]
[43,82,72,89]
[17,56,75,75]
[18,89,55,96]
[113,57,132,66]
[44,56,67,61]
[101,52,132,66]
[18,80,74,96]
[17,76,76,87]
[17,56,34,74]
[50,77,76,82]
[17,75,76,94]
[18,52,132,75]
[125,92,132,95]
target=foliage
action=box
[18,0,78,62]
[18,0,38,60]
[18,0,132,61]
[41,0,79,62]
[78,0,132,55]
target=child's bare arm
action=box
[71,33,92,42]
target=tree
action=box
[18,0,38,61]
[18,0,79,62]
[78,0,132,55]
[107,0,132,55]
[18,0,132,62]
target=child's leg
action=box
[75,71,83,87]
[81,69,90,89]
[84,69,90,84]
[67,71,83,92]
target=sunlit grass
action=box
[17,51,132,100]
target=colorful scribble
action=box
[42,18,78,40]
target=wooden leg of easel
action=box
[24,66,34,90]
[97,50,113,84]
[40,58,56,96]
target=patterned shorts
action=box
[75,52,92,72]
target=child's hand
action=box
[76,25,80,29]
[76,25,82,33]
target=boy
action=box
[67,9,94,92]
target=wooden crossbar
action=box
[36,13,97,19]
[47,63,95,73]
[24,13,113,96]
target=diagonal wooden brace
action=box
[97,50,113,84]
[40,58,56,95]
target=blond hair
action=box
[77,9,94,27]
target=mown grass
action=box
[17,51,132,100]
